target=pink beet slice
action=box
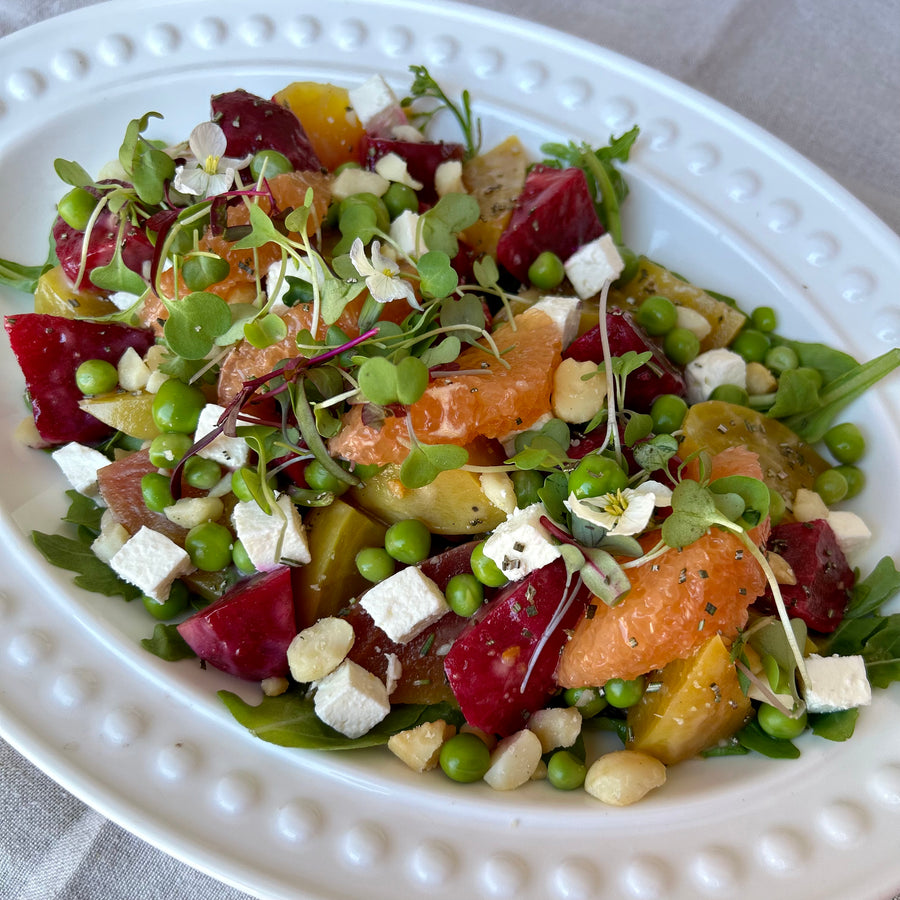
[177,567,296,680]
[5,313,155,446]
[565,308,686,412]
[496,165,603,283]
[210,89,320,171]
[757,519,854,633]
[443,558,591,735]
[361,135,464,203]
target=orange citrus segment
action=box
[328,307,563,466]
[556,446,770,688]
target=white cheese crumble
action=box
[802,653,872,713]
[481,502,561,581]
[109,526,194,602]
[434,159,464,196]
[684,348,747,404]
[563,234,624,300]
[313,659,391,739]
[193,403,251,469]
[348,74,399,129]
[374,152,423,190]
[389,209,428,258]
[51,442,111,498]
[231,494,311,571]
[359,565,449,644]
[530,294,583,348]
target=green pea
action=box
[142,580,190,620]
[527,251,565,290]
[757,703,807,740]
[383,182,418,219]
[510,469,544,509]
[764,345,799,374]
[304,458,349,495]
[184,456,222,490]
[384,518,431,565]
[231,467,260,502]
[709,384,750,406]
[249,149,293,180]
[333,161,362,175]
[563,686,608,718]
[355,546,396,583]
[439,732,491,783]
[547,750,587,790]
[731,328,771,363]
[767,487,786,525]
[57,186,98,231]
[567,453,629,500]
[814,468,848,505]
[751,306,778,333]
[603,675,645,709]
[185,522,233,572]
[650,393,688,434]
[636,294,677,336]
[823,422,865,465]
[663,327,700,366]
[445,573,484,617]
[148,432,194,469]
[74,359,118,396]
[470,541,508,588]
[141,472,174,513]
[152,378,206,433]
[834,464,865,499]
[232,539,256,574]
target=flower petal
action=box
[369,240,399,277]
[173,165,209,197]
[607,492,655,535]
[189,121,227,160]
[633,480,673,507]
[349,237,374,277]
[564,493,617,531]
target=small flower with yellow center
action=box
[349,237,420,308]
[172,121,251,198]
[565,480,672,536]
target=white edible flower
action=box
[349,238,420,308]
[565,481,672,536]
[173,122,250,198]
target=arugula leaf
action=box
[141,623,197,661]
[61,489,105,533]
[219,689,461,750]
[810,708,859,742]
[31,530,141,600]
[827,614,900,689]
[845,556,900,619]
[736,719,800,759]
[0,256,49,293]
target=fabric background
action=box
[0,1,898,898]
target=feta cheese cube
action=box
[313,659,391,739]
[389,209,427,258]
[359,565,449,644]
[531,294,583,348]
[51,442,110,497]
[481,502,562,581]
[231,494,311,571]
[825,510,872,556]
[374,152,423,190]
[109,526,194,602]
[434,159,464,197]
[802,653,872,713]
[348,74,399,129]
[194,404,251,468]
[563,234,624,300]
[684,348,747,405]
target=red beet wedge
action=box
[444,558,591,736]
[177,566,297,680]
[496,164,603,283]
[5,313,155,446]
[361,136,464,204]
[757,519,854,633]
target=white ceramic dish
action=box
[2,1,900,898]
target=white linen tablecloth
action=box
[0,1,898,898]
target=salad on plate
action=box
[3,65,900,805]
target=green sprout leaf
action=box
[400,442,468,489]
[440,293,485,343]
[244,313,289,349]
[632,433,679,472]
[421,193,480,257]
[53,158,94,188]
[709,475,770,529]
[164,291,232,359]
[661,479,721,549]
[623,412,653,447]
[417,250,458,299]
[182,253,231,292]
[88,240,146,296]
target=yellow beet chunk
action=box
[678,400,829,512]
[626,634,752,765]
[292,498,387,629]
[350,465,507,536]
[462,136,528,256]
[33,265,118,319]
[272,81,365,172]
[609,257,746,351]
[78,391,159,439]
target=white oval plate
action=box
[2,2,900,899]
